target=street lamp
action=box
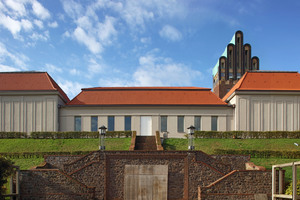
[187,125,195,150]
[99,125,107,150]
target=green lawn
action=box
[163,138,300,154]
[0,138,132,153]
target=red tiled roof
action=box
[222,71,300,101]
[68,87,227,106]
[0,72,69,102]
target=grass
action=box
[0,138,132,153]
[163,138,300,154]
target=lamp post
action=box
[187,125,195,150]
[99,125,107,150]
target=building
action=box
[1,70,300,135]
[212,30,260,99]
[223,71,300,131]
[0,72,69,133]
[60,87,233,137]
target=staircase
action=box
[134,136,157,150]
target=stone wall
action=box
[19,150,272,200]
[20,169,95,200]
[199,170,272,200]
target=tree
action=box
[0,156,14,196]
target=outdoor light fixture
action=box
[187,125,195,150]
[99,125,107,150]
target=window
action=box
[74,116,81,131]
[229,72,233,79]
[194,116,201,131]
[177,116,184,132]
[91,116,98,132]
[211,116,218,131]
[108,116,115,131]
[125,116,131,131]
[161,116,167,132]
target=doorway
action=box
[140,116,152,136]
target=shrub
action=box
[285,180,300,195]
[0,157,14,196]
[0,132,27,139]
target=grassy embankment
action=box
[1,138,299,180]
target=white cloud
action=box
[4,0,26,17]
[70,68,81,75]
[73,27,103,54]
[97,16,117,45]
[133,53,202,86]
[88,58,105,74]
[34,19,43,29]
[0,42,29,68]
[31,0,50,20]
[44,64,63,73]
[159,25,182,41]
[0,64,20,72]
[48,21,58,28]
[57,79,89,99]
[0,14,22,36]
[21,19,33,31]
[30,31,49,41]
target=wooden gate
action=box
[124,165,168,200]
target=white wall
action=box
[60,106,234,138]
[0,93,64,133]
[230,93,300,131]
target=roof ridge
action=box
[82,86,211,91]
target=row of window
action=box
[74,116,131,132]
[74,116,218,132]
[161,116,218,132]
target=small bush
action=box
[285,180,300,195]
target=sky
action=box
[0,0,300,99]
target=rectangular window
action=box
[211,116,218,131]
[125,116,131,131]
[91,116,98,132]
[194,116,201,131]
[108,116,115,131]
[177,116,184,132]
[161,116,167,132]
[74,116,81,131]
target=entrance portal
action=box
[124,165,168,200]
[140,116,152,136]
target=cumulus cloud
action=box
[48,21,58,28]
[159,25,182,41]
[57,79,89,99]
[0,0,51,40]
[133,53,202,86]
[44,64,63,73]
[31,0,51,20]
[0,42,29,68]
[0,64,20,72]
[73,27,103,54]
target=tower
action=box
[212,31,259,98]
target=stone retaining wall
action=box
[19,150,272,200]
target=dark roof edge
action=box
[64,104,230,108]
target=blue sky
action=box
[0,0,300,99]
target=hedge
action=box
[0,131,132,139]
[30,131,132,139]
[193,131,300,139]
[214,149,300,159]
[0,132,28,139]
